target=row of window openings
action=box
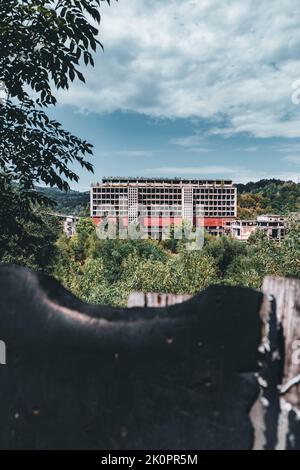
[94,202,236,206]
[93,188,235,192]
[94,193,235,198]
[93,189,235,195]
[93,198,235,204]
[93,204,235,211]
[93,194,235,199]
[92,211,235,217]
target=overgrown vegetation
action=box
[52,218,300,307]
[0,184,60,272]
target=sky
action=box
[51,0,300,190]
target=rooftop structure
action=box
[99,177,234,186]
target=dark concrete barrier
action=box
[0,264,264,450]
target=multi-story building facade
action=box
[91,177,237,238]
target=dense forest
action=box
[38,179,300,219]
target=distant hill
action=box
[37,179,300,219]
[236,179,300,218]
[37,187,90,216]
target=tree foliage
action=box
[37,186,90,216]
[237,180,300,218]
[0,0,111,198]
[0,0,113,266]
[53,219,300,307]
[53,220,219,306]
[0,183,60,271]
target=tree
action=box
[224,231,282,288]
[89,238,168,283]
[237,193,271,219]
[203,235,247,276]
[120,250,218,297]
[169,250,218,293]
[0,0,113,266]
[0,0,111,201]
[0,183,60,272]
[280,224,300,278]
[236,180,300,217]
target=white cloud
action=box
[188,147,214,153]
[170,135,205,147]
[283,155,300,164]
[276,143,300,153]
[140,164,252,182]
[234,146,259,152]
[112,149,154,157]
[58,0,300,138]
[140,165,299,183]
[142,165,242,175]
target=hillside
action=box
[37,187,90,216]
[236,179,300,219]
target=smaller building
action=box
[257,215,286,241]
[230,220,258,241]
[231,215,287,242]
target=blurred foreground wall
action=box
[0,264,299,450]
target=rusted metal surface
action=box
[0,264,264,450]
